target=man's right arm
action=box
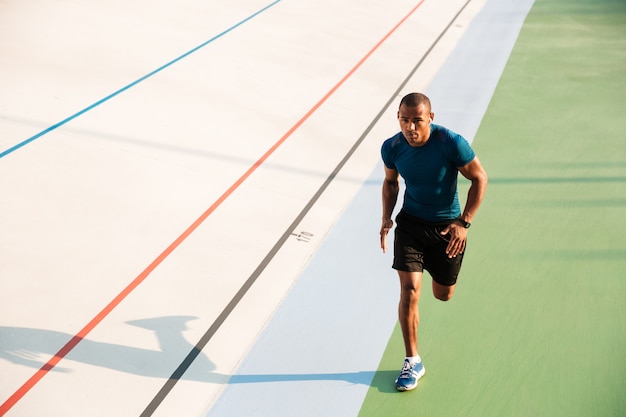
[380,166,399,253]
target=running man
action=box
[380,92,488,391]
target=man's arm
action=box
[458,156,488,224]
[381,166,400,253]
[441,156,488,258]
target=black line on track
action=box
[140,1,472,415]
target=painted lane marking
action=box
[0,0,281,160]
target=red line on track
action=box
[0,1,425,414]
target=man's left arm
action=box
[442,156,488,258]
[458,156,488,224]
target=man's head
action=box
[397,93,434,147]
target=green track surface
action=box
[359,0,626,416]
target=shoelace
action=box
[399,361,417,378]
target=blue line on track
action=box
[0,0,281,160]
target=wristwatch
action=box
[456,218,471,228]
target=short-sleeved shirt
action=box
[381,124,475,222]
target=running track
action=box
[0,0,550,415]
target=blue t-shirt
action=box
[381,124,475,221]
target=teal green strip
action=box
[359,0,626,416]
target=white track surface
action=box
[0,0,533,415]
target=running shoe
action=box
[395,358,425,391]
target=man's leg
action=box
[398,270,422,356]
[432,280,456,301]
[396,270,426,391]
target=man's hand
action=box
[440,222,468,258]
[380,219,394,253]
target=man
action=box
[380,92,487,391]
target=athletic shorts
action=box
[392,211,464,286]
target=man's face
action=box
[398,103,433,147]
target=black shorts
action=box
[392,211,464,286]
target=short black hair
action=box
[399,93,431,112]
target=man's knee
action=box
[432,283,455,301]
[434,291,453,302]
[400,283,421,306]
[398,271,422,305]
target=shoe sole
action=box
[396,383,417,392]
